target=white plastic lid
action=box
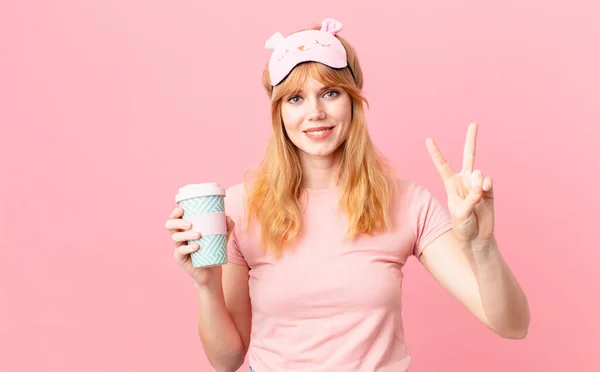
[175,182,225,202]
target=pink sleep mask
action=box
[265,18,348,86]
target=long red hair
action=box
[244,26,397,258]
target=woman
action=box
[165,18,530,372]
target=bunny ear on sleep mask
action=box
[265,18,348,86]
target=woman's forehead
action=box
[295,76,329,91]
[283,73,334,95]
[273,62,346,97]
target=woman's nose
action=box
[306,100,326,121]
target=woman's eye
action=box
[324,91,339,98]
[288,96,301,103]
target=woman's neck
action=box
[298,151,341,189]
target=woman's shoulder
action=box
[223,179,255,219]
[224,181,248,208]
[391,178,442,207]
[225,181,246,198]
[393,178,425,196]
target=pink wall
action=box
[1,1,598,371]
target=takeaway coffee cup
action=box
[175,183,227,268]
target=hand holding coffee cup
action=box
[165,183,235,284]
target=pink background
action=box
[1,1,598,371]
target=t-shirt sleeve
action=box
[409,183,454,257]
[224,184,248,266]
[227,224,246,265]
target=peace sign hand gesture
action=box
[426,123,495,243]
